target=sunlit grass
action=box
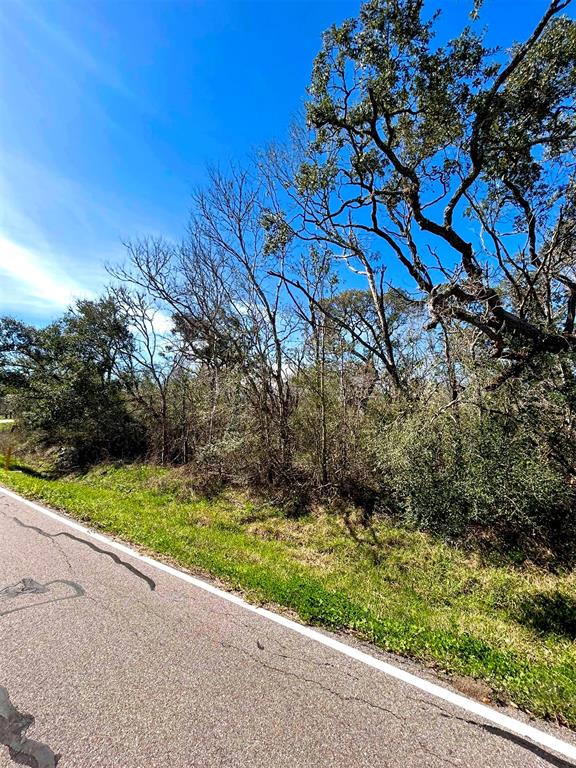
[1,460,574,727]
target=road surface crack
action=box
[411,697,576,768]
[416,739,463,767]
[220,640,403,723]
[215,609,362,683]
[12,517,156,591]
[0,686,59,768]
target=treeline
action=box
[2,0,575,561]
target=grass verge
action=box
[0,460,574,728]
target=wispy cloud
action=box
[0,152,140,323]
[16,0,130,96]
[3,0,148,108]
[0,234,96,316]
[0,159,122,322]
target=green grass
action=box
[0,419,14,432]
[1,460,575,728]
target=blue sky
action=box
[0,0,563,325]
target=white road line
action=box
[1,483,575,763]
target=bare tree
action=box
[111,286,182,464]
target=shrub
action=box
[370,403,574,556]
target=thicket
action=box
[1,0,575,564]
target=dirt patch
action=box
[449,674,493,703]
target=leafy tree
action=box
[0,298,143,466]
[269,0,576,386]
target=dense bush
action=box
[16,378,144,469]
[371,403,575,557]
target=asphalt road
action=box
[1,489,575,768]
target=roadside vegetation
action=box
[1,0,575,730]
[0,460,574,727]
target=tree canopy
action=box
[266,0,575,385]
